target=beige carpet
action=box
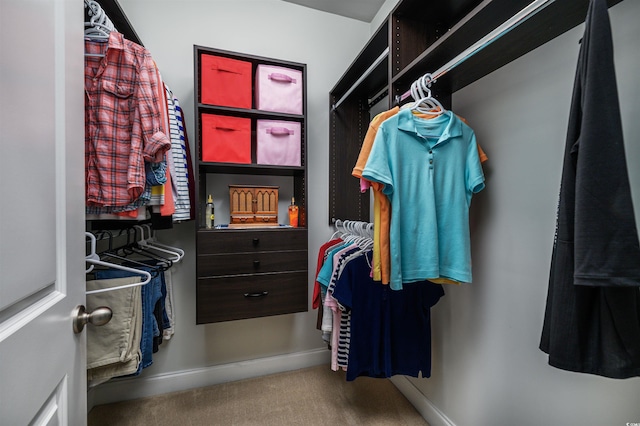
[88,365,428,426]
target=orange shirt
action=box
[353,107,487,285]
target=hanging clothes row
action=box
[318,74,490,380]
[353,75,488,290]
[84,0,195,225]
[314,220,444,381]
[85,227,183,387]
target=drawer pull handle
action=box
[244,291,268,298]
[252,238,260,245]
[253,260,261,268]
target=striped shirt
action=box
[165,86,191,221]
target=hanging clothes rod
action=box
[331,47,389,111]
[397,0,555,103]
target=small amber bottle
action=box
[288,197,299,228]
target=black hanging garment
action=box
[540,0,640,379]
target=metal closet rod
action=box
[399,0,555,102]
[330,0,554,110]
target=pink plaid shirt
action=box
[85,32,170,207]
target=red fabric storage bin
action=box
[255,65,303,115]
[201,55,252,108]
[201,114,251,164]
[256,120,301,167]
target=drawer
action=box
[197,229,307,254]
[196,271,308,323]
[197,250,307,277]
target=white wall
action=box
[406,1,640,425]
[370,0,400,31]
[90,0,371,402]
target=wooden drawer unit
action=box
[196,228,308,323]
[196,272,308,323]
[194,46,308,324]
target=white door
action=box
[0,0,86,424]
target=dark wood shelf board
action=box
[392,0,623,94]
[195,45,307,70]
[391,0,484,23]
[198,162,305,176]
[391,0,532,89]
[197,104,304,122]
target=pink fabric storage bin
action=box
[255,65,303,115]
[256,120,301,167]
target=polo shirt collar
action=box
[397,109,462,143]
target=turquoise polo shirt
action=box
[362,109,485,290]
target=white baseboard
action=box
[390,376,456,426]
[88,348,331,409]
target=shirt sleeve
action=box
[466,132,485,195]
[362,126,394,197]
[137,52,171,164]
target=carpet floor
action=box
[88,365,429,425]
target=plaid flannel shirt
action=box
[85,32,170,207]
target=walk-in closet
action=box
[2,0,639,425]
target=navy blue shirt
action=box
[331,251,444,381]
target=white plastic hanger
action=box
[84,0,115,33]
[85,232,151,295]
[329,219,345,240]
[84,0,114,57]
[133,225,183,263]
[410,74,445,116]
[140,224,185,262]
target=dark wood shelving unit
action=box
[329,0,624,224]
[194,45,308,324]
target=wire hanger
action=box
[85,232,151,295]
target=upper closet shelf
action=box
[397,0,553,102]
[328,0,625,225]
[330,0,625,106]
[392,0,624,96]
[329,19,389,105]
[332,47,388,110]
